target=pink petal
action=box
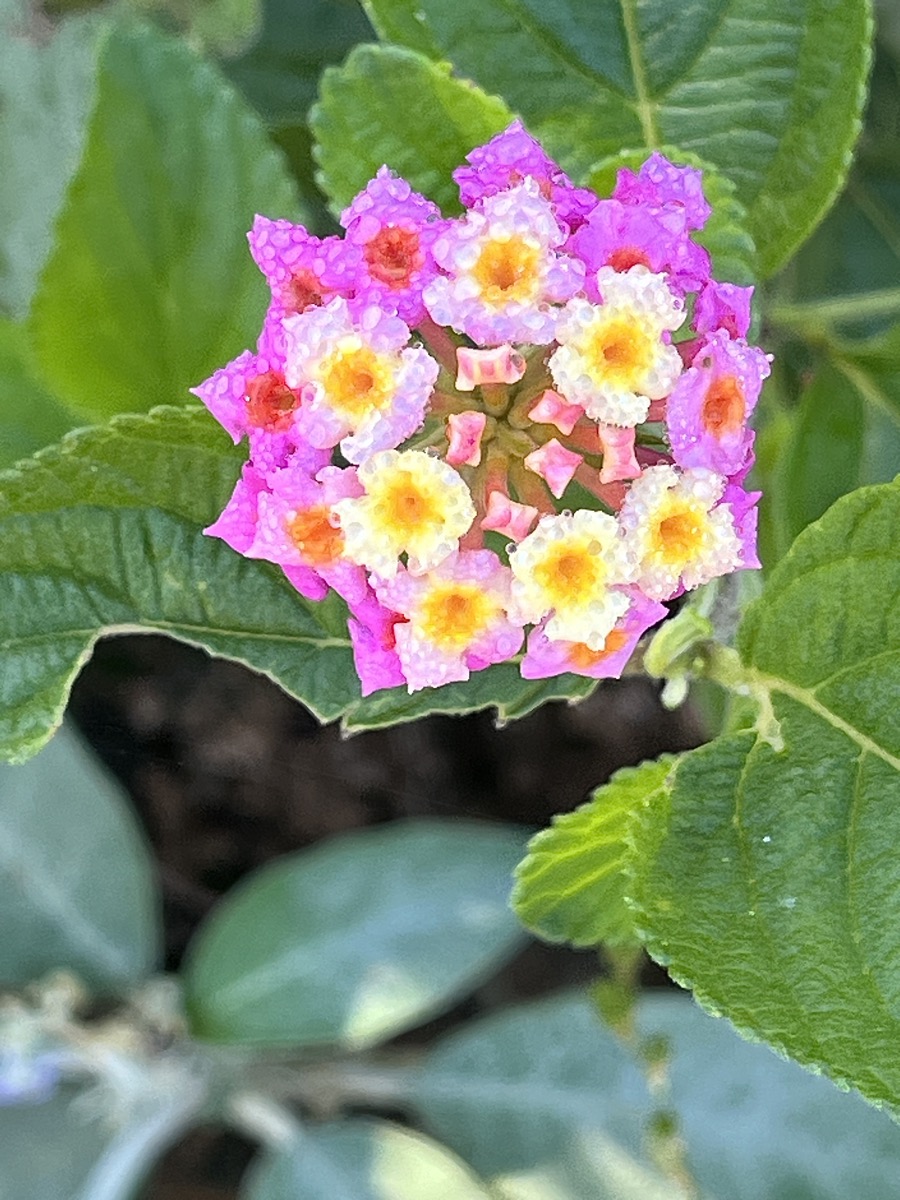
[527,389,584,435]
[455,345,526,391]
[480,491,539,542]
[524,439,583,498]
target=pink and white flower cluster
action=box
[196,122,770,696]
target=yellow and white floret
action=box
[618,464,743,600]
[549,265,685,426]
[508,509,636,649]
[332,449,476,578]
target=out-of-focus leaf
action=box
[183,820,527,1048]
[311,44,513,215]
[363,0,872,275]
[0,318,74,468]
[0,2,106,318]
[0,723,158,991]
[28,22,300,421]
[629,479,900,1114]
[241,1119,495,1200]
[0,407,359,765]
[127,0,263,57]
[513,758,674,948]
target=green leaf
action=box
[0,723,159,990]
[0,4,105,318]
[638,994,900,1200]
[311,43,513,215]
[127,0,264,57]
[183,820,527,1048]
[241,1119,495,1200]
[513,758,674,948]
[0,318,75,468]
[0,1081,203,1200]
[0,406,358,765]
[28,22,300,422]
[364,0,873,275]
[411,992,685,1200]
[628,478,900,1113]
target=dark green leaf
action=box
[241,1119,495,1200]
[0,723,159,990]
[513,758,674,948]
[629,479,900,1113]
[363,0,872,275]
[311,44,513,215]
[184,820,527,1048]
[0,407,358,765]
[28,23,300,421]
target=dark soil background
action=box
[69,633,703,1199]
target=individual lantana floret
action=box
[283,298,439,463]
[340,168,443,326]
[454,118,598,233]
[618,464,756,600]
[333,449,476,579]
[199,125,770,697]
[374,550,524,691]
[549,266,685,426]
[666,331,771,475]
[508,509,636,648]
[521,588,668,680]
[423,180,584,346]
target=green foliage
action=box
[0,724,159,990]
[0,407,361,764]
[311,44,513,215]
[183,820,527,1047]
[363,0,873,275]
[628,480,900,1112]
[513,758,674,948]
[0,1,105,319]
[28,22,300,421]
[242,1120,495,1200]
[0,319,74,469]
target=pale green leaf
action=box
[311,43,513,215]
[28,22,300,421]
[184,820,527,1048]
[0,723,159,990]
[628,478,900,1113]
[513,758,674,948]
[364,0,873,275]
[241,1119,495,1200]
[0,318,74,468]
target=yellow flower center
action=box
[419,584,494,651]
[534,541,607,608]
[377,469,443,537]
[318,342,393,420]
[652,503,710,566]
[472,235,541,307]
[583,315,654,390]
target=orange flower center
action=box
[284,268,325,313]
[568,628,630,669]
[654,508,706,564]
[419,584,494,650]
[702,374,745,435]
[365,226,423,288]
[607,246,651,272]
[287,505,343,566]
[245,371,299,432]
[473,236,541,306]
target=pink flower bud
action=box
[527,389,584,435]
[446,411,488,467]
[481,491,539,541]
[596,423,641,484]
[455,345,526,391]
[524,439,583,498]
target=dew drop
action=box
[762,835,772,844]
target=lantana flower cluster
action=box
[196,122,770,695]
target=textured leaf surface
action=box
[241,1120,494,1200]
[184,820,527,1048]
[0,2,105,318]
[29,22,299,421]
[364,0,872,274]
[0,724,158,990]
[513,758,673,948]
[629,479,900,1112]
[0,407,358,764]
[311,43,512,215]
